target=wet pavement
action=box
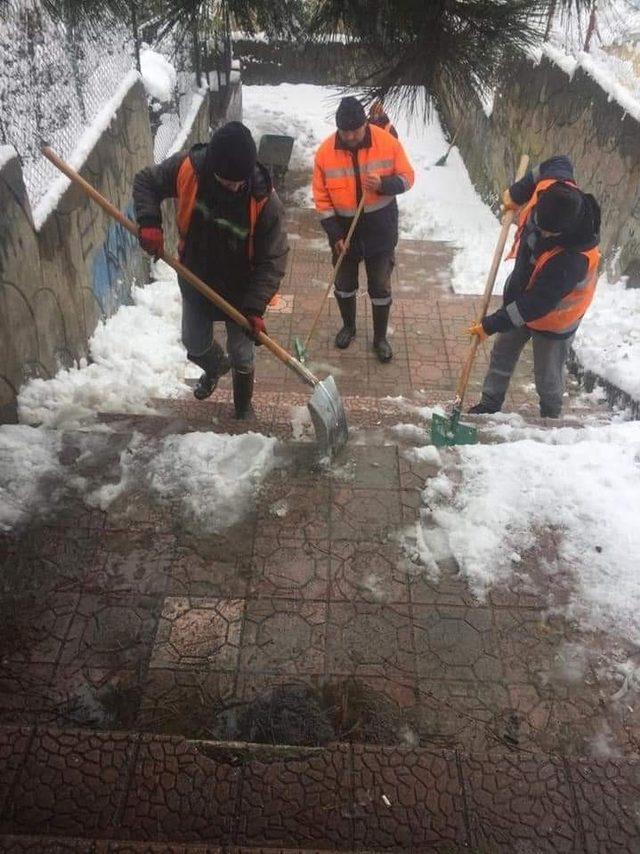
[0,205,638,851]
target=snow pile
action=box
[18,264,188,428]
[148,431,278,532]
[574,275,640,402]
[243,83,511,294]
[140,48,177,103]
[0,426,62,531]
[414,420,640,642]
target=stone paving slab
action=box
[1,727,639,850]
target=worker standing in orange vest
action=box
[133,122,289,418]
[468,156,601,418]
[313,97,415,362]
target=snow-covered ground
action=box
[574,273,640,402]
[401,410,640,646]
[243,83,513,296]
[1,263,277,534]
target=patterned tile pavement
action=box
[0,207,636,850]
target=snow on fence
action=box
[0,1,135,207]
[0,1,216,207]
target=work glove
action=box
[501,189,519,213]
[467,322,488,342]
[244,314,266,345]
[138,226,164,259]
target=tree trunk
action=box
[584,3,597,53]
[544,0,557,41]
[192,18,202,86]
[131,2,141,72]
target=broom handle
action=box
[455,154,530,407]
[42,146,320,388]
[303,191,367,350]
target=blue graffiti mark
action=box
[91,201,140,318]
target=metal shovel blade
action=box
[431,410,478,447]
[307,375,348,455]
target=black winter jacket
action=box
[483,156,601,339]
[133,144,289,318]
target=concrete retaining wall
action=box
[0,78,216,422]
[437,54,640,282]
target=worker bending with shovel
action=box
[468,155,601,418]
[313,97,414,362]
[133,121,289,418]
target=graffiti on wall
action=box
[91,201,141,317]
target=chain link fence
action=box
[0,0,231,209]
[0,0,136,206]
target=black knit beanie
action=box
[335,96,367,131]
[535,183,584,234]
[206,121,257,181]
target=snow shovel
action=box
[293,190,366,364]
[431,153,529,447]
[42,146,349,457]
[434,125,460,167]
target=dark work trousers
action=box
[480,326,575,416]
[333,250,395,307]
[179,276,255,372]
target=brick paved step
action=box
[94,388,609,449]
[1,725,639,852]
[0,836,349,852]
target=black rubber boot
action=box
[372,303,393,363]
[334,295,357,349]
[188,344,230,401]
[468,401,501,415]
[232,368,255,420]
[194,374,218,400]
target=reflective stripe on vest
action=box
[175,157,269,261]
[506,177,578,260]
[525,245,600,335]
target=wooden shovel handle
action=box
[42,146,319,387]
[303,191,367,350]
[455,153,530,406]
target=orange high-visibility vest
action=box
[313,123,414,221]
[525,245,600,335]
[175,157,269,261]
[506,177,578,260]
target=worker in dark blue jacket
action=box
[468,156,601,418]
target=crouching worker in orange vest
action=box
[133,121,289,418]
[468,156,601,418]
[313,97,414,362]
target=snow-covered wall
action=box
[0,78,155,420]
[437,54,640,283]
[0,79,153,421]
[0,72,232,422]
